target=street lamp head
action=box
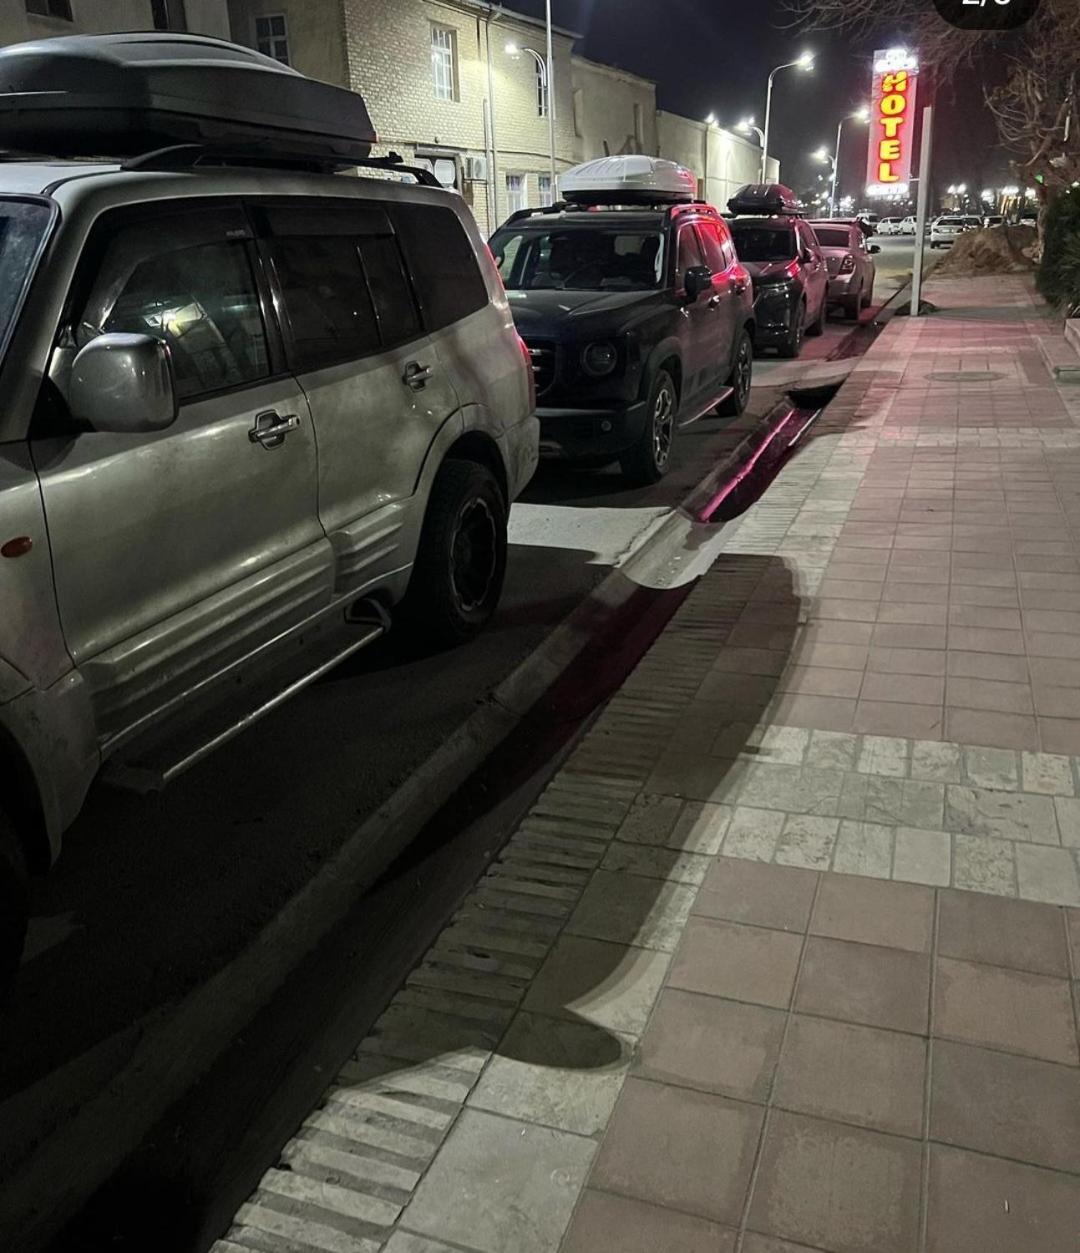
[797,51,815,70]
[705,112,717,125]
[854,106,870,123]
[504,41,520,55]
[812,146,830,163]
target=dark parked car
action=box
[808,219,879,319]
[489,172,755,485]
[727,185,828,359]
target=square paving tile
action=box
[937,889,1069,976]
[693,858,817,932]
[403,1109,595,1253]
[944,785,1060,845]
[795,936,930,1034]
[1015,843,1080,905]
[668,918,803,1010]
[747,1109,922,1253]
[853,700,945,740]
[561,1191,736,1253]
[634,989,786,1102]
[926,1144,1080,1253]
[773,1015,925,1137]
[930,1038,1080,1174]
[565,872,697,953]
[952,833,1017,895]
[810,874,934,952]
[467,1011,631,1136]
[591,1077,763,1225]
[522,935,670,1038]
[934,956,1078,1065]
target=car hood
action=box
[505,287,662,335]
[743,260,797,283]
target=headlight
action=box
[581,341,619,377]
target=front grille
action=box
[524,338,556,397]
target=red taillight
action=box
[839,254,856,274]
[518,334,536,411]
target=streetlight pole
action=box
[544,0,556,194]
[762,52,814,183]
[830,108,869,217]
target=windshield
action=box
[812,227,852,249]
[729,224,796,263]
[490,227,664,291]
[0,199,54,367]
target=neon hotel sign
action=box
[866,47,919,198]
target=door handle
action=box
[403,361,433,390]
[249,410,301,450]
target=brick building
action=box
[0,0,228,45]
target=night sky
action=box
[511,0,1009,204]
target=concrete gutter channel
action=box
[0,289,908,1252]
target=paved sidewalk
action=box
[212,277,1080,1253]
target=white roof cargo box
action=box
[560,155,698,206]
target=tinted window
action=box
[676,225,704,285]
[272,236,380,370]
[812,227,854,248]
[85,224,269,401]
[393,202,487,330]
[490,227,663,291]
[694,221,729,272]
[0,199,53,371]
[730,224,796,263]
[358,234,421,347]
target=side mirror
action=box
[68,333,178,434]
[870,244,881,254]
[683,265,713,301]
[801,250,815,264]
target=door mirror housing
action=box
[68,333,178,434]
[683,265,713,302]
[800,249,815,264]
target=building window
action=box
[431,25,457,102]
[535,62,548,118]
[255,14,290,65]
[151,0,187,30]
[25,0,73,18]
[506,174,526,216]
[538,174,553,208]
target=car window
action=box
[392,202,488,331]
[79,209,270,402]
[271,234,380,370]
[693,220,729,272]
[811,226,853,249]
[357,234,422,347]
[730,223,796,263]
[489,227,664,291]
[0,198,53,374]
[676,225,705,285]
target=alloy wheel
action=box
[450,496,498,614]
[652,383,675,470]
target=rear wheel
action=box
[0,813,28,1003]
[777,301,806,359]
[621,368,677,485]
[400,458,507,648]
[843,286,862,320]
[806,296,826,337]
[717,330,753,417]
[861,282,874,309]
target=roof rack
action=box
[119,143,441,185]
[502,198,716,226]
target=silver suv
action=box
[0,160,537,985]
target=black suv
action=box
[727,184,828,359]
[489,201,755,484]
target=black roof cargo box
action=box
[727,183,803,217]
[0,33,376,168]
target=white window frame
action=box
[254,13,290,65]
[431,25,458,102]
[538,174,553,208]
[505,173,526,216]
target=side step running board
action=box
[102,613,388,795]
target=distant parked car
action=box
[727,184,829,359]
[930,216,979,248]
[899,216,917,235]
[984,214,1004,229]
[808,220,879,319]
[878,217,903,235]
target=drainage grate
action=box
[926,370,1008,382]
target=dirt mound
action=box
[934,224,1037,276]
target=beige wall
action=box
[658,111,779,209]
[0,0,228,43]
[570,55,655,165]
[227,0,345,82]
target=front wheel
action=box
[400,458,508,648]
[717,330,753,417]
[777,301,806,359]
[620,368,677,485]
[0,814,27,1003]
[806,296,826,337]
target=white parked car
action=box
[878,217,903,236]
[899,216,918,236]
[930,216,981,248]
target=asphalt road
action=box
[1,237,917,1211]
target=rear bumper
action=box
[826,273,858,300]
[537,400,650,462]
